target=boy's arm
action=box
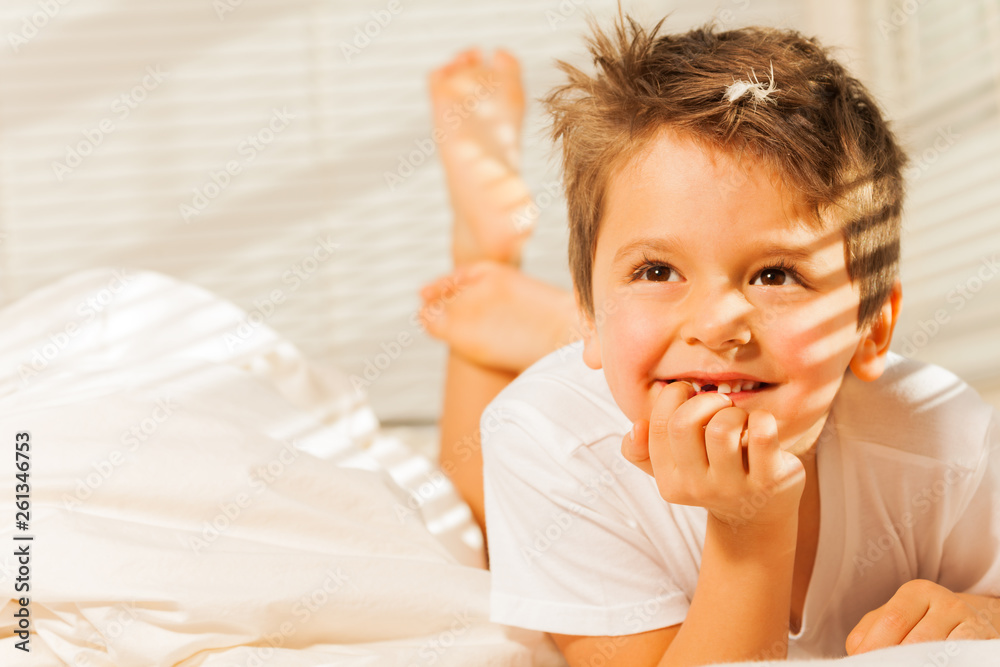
[552,625,680,665]
[545,381,806,666]
[551,514,798,667]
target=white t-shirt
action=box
[482,342,1000,659]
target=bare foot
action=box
[419,261,579,373]
[429,49,536,267]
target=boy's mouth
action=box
[662,378,772,395]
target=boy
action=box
[420,16,1000,665]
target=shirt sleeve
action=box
[938,408,1000,597]
[482,399,690,637]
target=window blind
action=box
[863,0,1000,407]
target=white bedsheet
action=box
[0,269,997,666]
[0,269,561,665]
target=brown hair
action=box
[545,14,907,331]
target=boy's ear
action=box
[849,279,902,382]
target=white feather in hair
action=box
[724,62,779,105]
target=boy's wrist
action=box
[705,511,798,562]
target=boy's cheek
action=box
[768,332,846,413]
[778,293,862,357]
[760,319,852,430]
[766,308,855,372]
[601,314,661,370]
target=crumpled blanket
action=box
[0,269,561,666]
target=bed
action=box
[2,270,998,666]
[0,269,562,665]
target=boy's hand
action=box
[846,579,1000,655]
[622,381,805,530]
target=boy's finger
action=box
[745,409,782,486]
[654,388,732,473]
[703,406,748,484]
[845,609,879,655]
[901,611,965,646]
[621,420,654,476]
[946,617,1000,641]
[647,382,695,443]
[847,585,929,655]
[852,603,927,654]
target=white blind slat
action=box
[872,0,1000,402]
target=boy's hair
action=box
[545,15,908,331]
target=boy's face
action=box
[582,129,888,456]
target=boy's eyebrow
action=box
[612,237,823,265]
[612,236,681,264]
[750,242,822,263]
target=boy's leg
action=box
[426,49,577,542]
[424,262,579,544]
[438,353,517,546]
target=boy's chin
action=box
[780,417,830,458]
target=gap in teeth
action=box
[673,379,761,393]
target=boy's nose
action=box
[678,287,752,350]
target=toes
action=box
[429,50,468,88]
[418,298,449,337]
[446,48,482,76]
[421,270,471,305]
[489,49,526,120]
[492,49,521,77]
[464,48,483,67]
[420,274,454,303]
[430,48,489,103]
[419,280,440,303]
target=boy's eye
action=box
[636,265,680,282]
[751,267,800,286]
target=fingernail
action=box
[630,422,637,442]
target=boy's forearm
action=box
[658,515,798,666]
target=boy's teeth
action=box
[678,379,762,393]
